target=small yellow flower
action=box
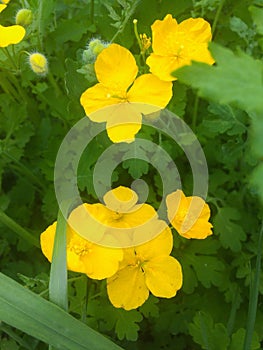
[166,190,213,239]
[29,53,48,76]
[40,213,123,280]
[107,226,183,310]
[146,14,215,81]
[80,43,172,143]
[0,4,25,48]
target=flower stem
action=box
[192,94,199,131]
[2,47,18,70]
[243,223,263,350]
[0,210,40,248]
[110,0,140,43]
[212,0,226,34]
[2,151,45,193]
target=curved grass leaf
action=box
[0,273,123,350]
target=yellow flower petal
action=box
[135,225,173,259]
[128,73,173,110]
[166,190,213,239]
[146,54,190,81]
[144,255,183,297]
[40,222,57,262]
[178,17,212,43]
[107,265,149,310]
[105,102,142,143]
[187,42,215,65]
[67,203,106,243]
[80,83,122,118]
[95,43,138,91]
[0,4,7,12]
[82,244,123,280]
[0,24,25,47]
[151,14,179,55]
[103,186,138,212]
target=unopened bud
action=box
[29,52,48,76]
[16,9,32,26]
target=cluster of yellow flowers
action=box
[40,14,215,310]
[80,14,214,143]
[41,186,213,310]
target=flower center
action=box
[69,240,92,256]
[111,211,124,221]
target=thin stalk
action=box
[192,94,199,131]
[243,223,263,350]
[2,47,18,70]
[3,151,45,193]
[48,71,63,96]
[111,0,140,43]
[212,0,226,34]
[90,0,94,23]
[0,210,40,248]
[0,323,32,350]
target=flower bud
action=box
[29,52,48,76]
[82,38,109,64]
[16,9,32,26]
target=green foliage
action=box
[1,0,263,349]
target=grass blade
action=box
[243,223,263,350]
[49,209,68,311]
[0,210,39,248]
[0,273,123,350]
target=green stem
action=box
[192,94,199,131]
[243,223,263,350]
[90,0,94,23]
[0,210,40,248]
[2,47,18,70]
[3,151,45,193]
[111,0,140,43]
[212,0,226,34]
[0,73,20,102]
[133,19,143,52]
[0,323,32,350]
[48,71,63,96]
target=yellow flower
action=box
[0,3,25,48]
[40,209,123,280]
[146,14,215,81]
[166,190,213,239]
[69,186,161,247]
[80,43,172,143]
[107,226,183,310]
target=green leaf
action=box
[139,296,159,318]
[229,328,260,350]
[115,309,143,341]
[49,209,68,311]
[249,5,263,35]
[214,207,246,252]
[122,159,149,179]
[0,273,123,350]
[175,43,263,114]
[189,311,230,350]
[86,297,143,341]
